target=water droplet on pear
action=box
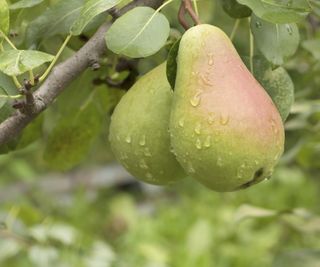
[139,135,146,146]
[196,138,202,149]
[190,91,202,107]
[125,135,132,144]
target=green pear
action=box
[170,24,285,192]
[109,63,186,185]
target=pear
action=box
[170,24,285,192]
[109,63,186,185]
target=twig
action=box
[0,0,165,146]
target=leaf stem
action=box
[192,0,199,16]
[230,19,240,41]
[0,94,23,99]
[39,34,72,83]
[29,70,35,86]
[0,36,22,88]
[12,76,22,88]
[0,30,18,50]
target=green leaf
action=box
[219,0,252,18]
[166,38,180,89]
[302,39,320,60]
[251,15,300,65]
[9,0,44,10]
[0,0,9,35]
[262,67,294,121]
[262,0,311,11]
[0,70,18,95]
[43,98,102,171]
[71,0,123,35]
[0,50,54,76]
[106,7,170,58]
[238,0,311,23]
[26,0,83,46]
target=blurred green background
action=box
[0,1,320,266]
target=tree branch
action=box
[0,0,165,146]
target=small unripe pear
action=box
[109,63,186,185]
[170,24,285,192]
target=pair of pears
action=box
[109,24,284,192]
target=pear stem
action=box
[178,0,201,30]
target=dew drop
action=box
[125,135,132,144]
[139,159,148,169]
[199,73,213,86]
[196,138,202,149]
[191,71,199,76]
[207,113,215,124]
[204,136,211,148]
[139,135,146,146]
[120,152,128,160]
[220,114,230,125]
[207,52,214,66]
[237,164,246,179]
[144,147,152,157]
[270,118,279,134]
[179,118,185,127]
[286,24,293,35]
[195,123,201,135]
[190,91,202,107]
[187,162,195,174]
[255,21,262,28]
[146,172,153,179]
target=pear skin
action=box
[170,24,285,192]
[109,63,186,185]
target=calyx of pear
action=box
[169,24,285,192]
[109,63,186,185]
